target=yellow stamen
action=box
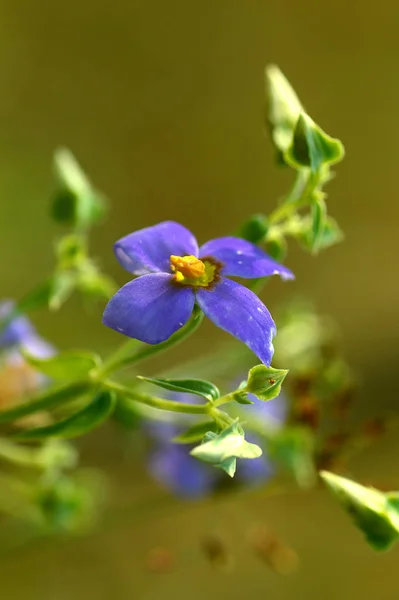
[170,255,206,279]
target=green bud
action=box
[285,113,345,174]
[51,148,107,230]
[245,364,288,401]
[265,235,287,261]
[237,214,269,244]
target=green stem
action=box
[103,380,209,415]
[268,172,312,225]
[0,380,92,424]
[213,392,239,408]
[98,305,204,376]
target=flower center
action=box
[170,255,220,287]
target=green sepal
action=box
[52,148,107,230]
[265,65,303,156]
[173,421,218,444]
[138,376,220,402]
[236,214,269,244]
[13,390,116,440]
[232,391,254,405]
[0,381,93,423]
[285,113,345,173]
[310,197,327,253]
[320,471,399,551]
[190,421,262,478]
[245,364,288,401]
[22,349,101,380]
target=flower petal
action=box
[196,279,276,365]
[114,221,199,275]
[199,237,294,280]
[102,273,195,344]
[148,443,217,498]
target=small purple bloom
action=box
[0,301,54,408]
[0,300,54,362]
[146,389,287,498]
[103,221,293,365]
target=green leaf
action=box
[190,421,262,477]
[52,148,107,230]
[138,376,220,402]
[23,350,101,380]
[173,421,218,444]
[14,390,116,440]
[236,214,269,244]
[0,381,93,423]
[285,113,345,173]
[245,365,288,401]
[269,426,316,488]
[265,65,304,156]
[48,271,76,311]
[320,471,399,551]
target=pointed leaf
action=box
[320,471,399,551]
[265,65,303,155]
[138,376,220,402]
[14,390,116,440]
[23,349,101,380]
[245,365,288,401]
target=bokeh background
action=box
[1,0,399,598]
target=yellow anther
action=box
[170,255,206,279]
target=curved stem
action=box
[98,305,204,377]
[268,169,321,225]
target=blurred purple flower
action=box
[0,300,54,361]
[0,300,54,410]
[146,388,287,499]
[103,221,293,366]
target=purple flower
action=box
[0,301,54,410]
[0,300,54,362]
[146,390,287,498]
[103,221,293,366]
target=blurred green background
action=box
[1,0,399,598]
